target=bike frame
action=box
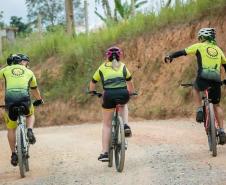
[17,114,29,156]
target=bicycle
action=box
[88,91,137,172]
[0,101,42,178]
[181,82,224,157]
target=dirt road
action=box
[1,119,226,185]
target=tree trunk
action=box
[65,0,75,36]
[131,0,135,17]
[102,0,112,20]
[84,0,89,34]
[37,14,42,37]
[165,0,172,7]
[0,37,2,57]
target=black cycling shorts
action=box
[102,89,130,109]
[194,77,221,104]
[6,95,31,121]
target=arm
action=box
[124,66,135,93]
[165,49,186,63]
[31,87,42,100]
[126,80,135,94]
[89,80,96,92]
[165,43,199,63]
[169,49,187,59]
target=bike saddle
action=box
[11,105,26,115]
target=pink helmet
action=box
[106,46,122,61]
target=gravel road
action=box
[1,119,226,185]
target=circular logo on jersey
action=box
[12,68,25,76]
[207,47,218,57]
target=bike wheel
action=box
[25,150,29,172]
[208,103,217,157]
[16,126,26,177]
[114,116,125,172]
[108,129,113,168]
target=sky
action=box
[0,0,160,29]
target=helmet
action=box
[6,54,22,65]
[106,46,122,61]
[198,28,216,41]
[17,53,30,62]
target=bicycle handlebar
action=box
[0,100,44,109]
[180,83,194,87]
[87,91,138,98]
[181,80,226,88]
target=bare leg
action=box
[193,88,202,107]
[26,114,35,129]
[102,109,114,153]
[214,104,224,129]
[7,129,16,153]
[119,104,128,124]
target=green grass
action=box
[1,0,226,102]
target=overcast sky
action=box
[0,0,159,29]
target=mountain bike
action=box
[0,101,42,178]
[181,82,224,157]
[88,91,137,172]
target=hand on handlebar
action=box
[222,79,226,85]
[88,90,102,98]
[164,55,173,63]
[33,99,44,106]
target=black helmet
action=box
[17,53,30,62]
[6,54,22,65]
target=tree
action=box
[114,0,147,20]
[95,0,147,25]
[0,11,4,29]
[25,0,64,27]
[10,16,31,35]
[74,0,85,27]
[165,0,172,7]
[84,0,89,34]
[95,0,114,25]
[65,0,75,35]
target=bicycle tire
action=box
[114,116,125,172]
[209,103,217,157]
[16,126,26,177]
[108,127,113,167]
[25,149,29,172]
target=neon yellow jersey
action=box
[0,64,37,93]
[93,61,132,89]
[185,42,226,72]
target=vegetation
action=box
[95,0,148,24]
[1,0,226,103]
[0,11,4,28]
[10,16,32,36]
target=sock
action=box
[219,128,225,132]
[27,128,33,132]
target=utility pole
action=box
[84,0,89,34]
[65,0,75,36]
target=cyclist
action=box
[1,54,44,166]
[89,46,135,161]
[165,28,226,144]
